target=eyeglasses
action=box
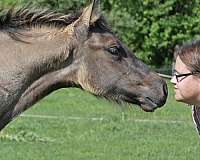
[174,71,200,82]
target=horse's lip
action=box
[139,97,158,112]
[121,96,156,112]
[139,103,155,112]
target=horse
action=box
[0,0,167,130]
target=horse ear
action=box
[76,0,101,27]
[88,0,101,24]
[64,0,101,38]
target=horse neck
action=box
[15,27,72,81]
[0,26,74,96]
[0,27,77,127]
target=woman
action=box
[171,40,200,135]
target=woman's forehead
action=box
[175,56,190,73]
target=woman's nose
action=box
[170,75,177,84]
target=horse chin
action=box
[121,96,157,112]
[139,97,158,112]
[139,104,155,112]
[95,91,159,112]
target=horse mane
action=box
[0,5,112,31]
[0,5,112,42]
[0,6,81,30]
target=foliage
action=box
[1,0,200,67]
[103,0,200,66]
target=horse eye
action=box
[106,46,120,56]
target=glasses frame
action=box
[175,71,200,82]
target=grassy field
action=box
[0,80,200,160]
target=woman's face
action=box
[171,56,200,105]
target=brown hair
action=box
[175,40,200,72]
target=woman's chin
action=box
[175,96,192,105]
[174,94,183,102]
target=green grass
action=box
[0,80,200,160]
